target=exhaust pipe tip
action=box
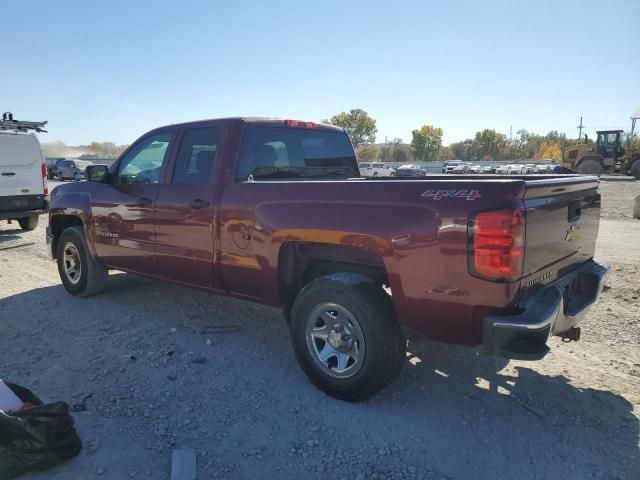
[561,327,581,342]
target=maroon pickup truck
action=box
[47,117,608,401]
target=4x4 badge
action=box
[421,189,481,201]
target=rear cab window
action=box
[172,127,220,184]
[236,125,359,181]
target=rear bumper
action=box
[0,199,49,221]
[483,260,609,360]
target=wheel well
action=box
[278,242,388,312]
[50,215,84,256]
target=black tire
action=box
[74,172,80,181]
[630,159,640,179]
[57,173,64,181]
[17,216,38,231]
[56,226,108,297]
[575,158,603,175]
[290,273,405,402]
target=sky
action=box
[2,0,639,146]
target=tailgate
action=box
[521,176,600,287]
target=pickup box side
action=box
[218,178,528,346]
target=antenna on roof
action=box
[0,112,48,133]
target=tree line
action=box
[324,108,599,162]
[42,140,129,159]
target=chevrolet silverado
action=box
[47,117,608,401]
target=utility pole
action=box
[509,125,512,141]
[577,116,584,141]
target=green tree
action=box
[450,139,475,161]
[436,146,455,161]
[324,109,377,147]
[411,125,443,161]
[474,129,507,160]
[355,144,378,161]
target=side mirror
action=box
[86,165,109,183]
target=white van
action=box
[0,114,49,231]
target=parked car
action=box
[509,164,528,175]
[441,160,463,173]
[469,165,481,174]
[57,159,94,181]
[46,157,66,179]
[524,164,536,174]
[47,117,608,401]
[395,164,426,177]
[451,164,471,174]
[358,162,372,176]
[371,162,395,177]
[482,165,495,174]
[0,115,49,230]
[495,164,511,174]
[538,164,555,173]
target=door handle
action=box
[191,199,210,209]
[1,172,16,176]
[135,197,153,207]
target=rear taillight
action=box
[284,119,317,129]
[468,208,524,282]
[41,162,48,195]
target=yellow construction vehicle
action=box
[560,109,640,178]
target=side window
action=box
[117,132,172,184]
[172,127,220,184]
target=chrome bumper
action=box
[483,260,609,360]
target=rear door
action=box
[154,124,224,288]
[91,130,175,273]
[0,133,44,198]
[521,176,601,287]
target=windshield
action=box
[236,126,359,180]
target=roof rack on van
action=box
[1,112,48,133]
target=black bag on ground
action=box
[0,383,81,480]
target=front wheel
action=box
[290,273,405,402]
[575,158,603,176]
[74,172,81,181]
[18,216,38,231]
[57,173,64,181]
[56,226,108,297]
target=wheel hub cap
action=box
[305,303,365,379]
[62,242,82,285]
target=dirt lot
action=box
[1,179,639,480]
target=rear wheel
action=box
[56,226,108,297]
[575,158,603,175]
[18,216,38,231]
[629,159,640,179]
[290,273,405,402]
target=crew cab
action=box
[47,117,608,401]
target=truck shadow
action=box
[3,273,639,479]
[0,227,23,243]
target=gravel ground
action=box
[1,179,639,480]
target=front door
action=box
[154,125,222,288]
[91,131,174,273]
